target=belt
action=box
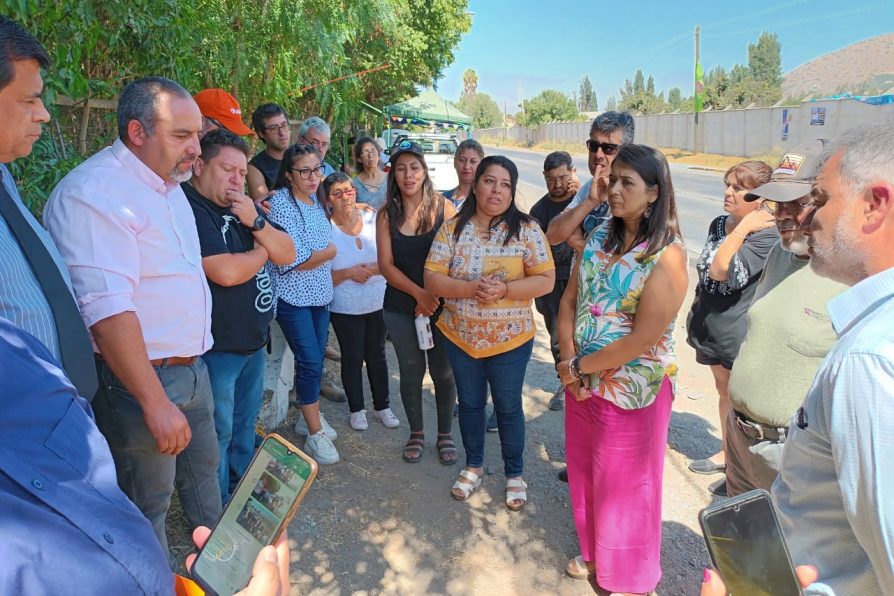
[734,410,787,443]
[96,354,198,368]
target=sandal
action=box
[505,477,527,511]
[436,432,458,466]
[451,469,482,501]
[402,432,424,463]
[565,555,594,580]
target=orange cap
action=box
[193,88,253,136]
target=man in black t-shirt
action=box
[247,103,291,201]
[529,151,577,412]
[185,129,296,500]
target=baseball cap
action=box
[389,139,425,163]
[745,138,829,203]
[193,88,253,136]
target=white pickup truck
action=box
[388,133,458,192]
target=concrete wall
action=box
[477,98,894,157]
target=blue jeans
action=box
[203,348,266,500]
[276,300,329,405]
[92,357,222,556]
[445,339,533,477]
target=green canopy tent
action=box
[383,89,473,129]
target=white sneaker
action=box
[349,410,369,431]
[295,412,338,440]
[372,407,401,428]
[305,431,340,465]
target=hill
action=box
[783,33,894,99]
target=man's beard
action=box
[809,211,865,284]
[781,233,810,257]
[170,159,194,183]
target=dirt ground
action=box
[185,263,720,596]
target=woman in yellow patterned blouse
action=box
[424,155,555,511]
[556,145,689,595]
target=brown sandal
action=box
[402,432,424,463]
[436,432,458,465]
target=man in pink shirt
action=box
[44,76,221,557]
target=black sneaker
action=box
[558,468,568,483]
[486,412,498,432]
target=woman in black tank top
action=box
[376,142,458,466]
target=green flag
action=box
[694,62,705,112]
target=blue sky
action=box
[437,0,894,112]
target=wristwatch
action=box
[250,215,266,232]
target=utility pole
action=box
[694,24,701,152]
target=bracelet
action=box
[568,356,582,381]
[502,281,510,300]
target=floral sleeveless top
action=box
[574,223,683,409]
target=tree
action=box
[456,92,502,129]
[748,32,782,87]
[619,69,666,114]
[579,75,596,112]
[605,95,618,111]
[667,87,683,111]
[462,68,478,98]
[516,89,579,127]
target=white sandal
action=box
[451,469,482,501]
[505,477,527,511]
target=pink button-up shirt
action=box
[45,139,213,359]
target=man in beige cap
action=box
[716,139,847,497]
[193,88,254,138]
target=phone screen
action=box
[193,437,314,595]
[700,491,802,596]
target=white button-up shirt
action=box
[773,265,894,596]
[44,139,212,359]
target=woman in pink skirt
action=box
[557,144,689,595]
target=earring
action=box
[644,204,654,218]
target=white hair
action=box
[297,116,330,139]
[813,121,894,195]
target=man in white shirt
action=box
[45,77,221,557]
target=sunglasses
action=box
[586,140,620,155]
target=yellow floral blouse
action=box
[575,222,683,409]
[425,218,554,358]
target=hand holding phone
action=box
[699,489,803,596]
[191,434,317,595]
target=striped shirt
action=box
[772,265,894,595]
[0,164,72,360]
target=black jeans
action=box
[330,310,390,413]
[534,277,568,369]
[383,310,456,434]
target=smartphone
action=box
[191,434,318,595]
[699,489,802,596]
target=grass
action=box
[478,134,784,171]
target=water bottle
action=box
[414,315,434,350]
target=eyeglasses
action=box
[586,140,620,155]
[291,165,325,179]
[329,188,357,200]
[360,149,378,158]
[263,122,290,133]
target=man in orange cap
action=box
[194,88,253,138]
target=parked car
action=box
[388,133,458,192]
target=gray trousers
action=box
[724,407,785,497]
[92,357,222,555]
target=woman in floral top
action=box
[425,155,554,511]
[685,160,776,486]
[556,145,689,594]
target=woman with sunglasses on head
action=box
[556,145,689,593]
[323,172,399,432]
[685,160,777,495]
[425,155,555,511]
[352,137,388,210]
[267,144,340,465]
[376,141,458,465]
[442,139,484,210]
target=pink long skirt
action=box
[565,376,673,594]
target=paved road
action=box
[485,146,725,255]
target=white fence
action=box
[477,97,894,157]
